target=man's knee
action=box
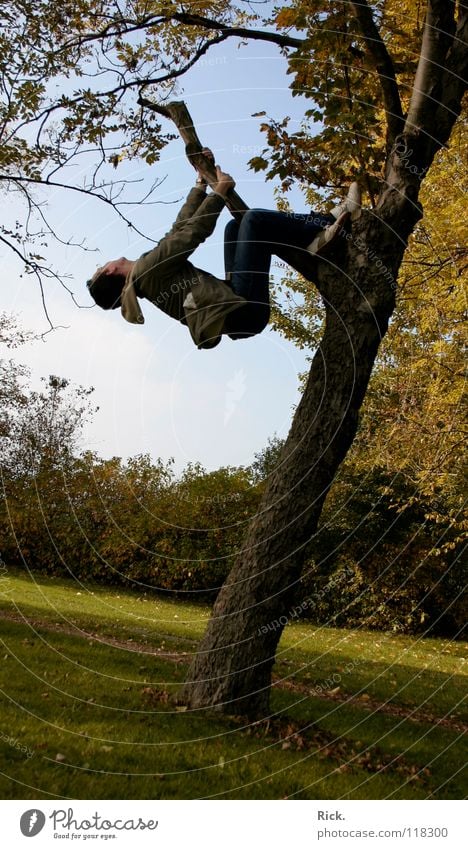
[224,219,239,240]
[240,209,273,240]
[225,303,270,339]
[243,209,263,226]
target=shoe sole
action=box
[310,211,351,257]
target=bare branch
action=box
[139,33,231,89]
[0,174,164,242]
[0,233,63,331]
[350,1,404,147]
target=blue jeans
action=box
[223,208,334,338]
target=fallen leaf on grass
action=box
[141,687,171,705]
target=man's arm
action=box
[164,186,210,239]
[164,147,217,236]
[130,168,235,282]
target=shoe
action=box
[330,181,361,220]
[306,210,350,256]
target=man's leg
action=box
[225,208,333,301]
[223,215,269,338]
[223,208,332,339]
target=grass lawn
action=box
[0,569,466,799]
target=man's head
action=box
[86,257,134,310]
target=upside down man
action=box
[87,150,360,349]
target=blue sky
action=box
[1,37,322,472]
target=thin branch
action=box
[139,33,231,89]
[350,1,404,147]
[0,233,60,331]
[0,174,162,242]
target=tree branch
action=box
[51,10,304,58]
[350,0,404,147]
[379,2,466,221]
[405,0,458,138]
[169,12,303,50]
[10,33,232,148]
[139,32,231,89]
[430,3,468,149]
[137,97,249,220]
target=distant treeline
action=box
[1,443,465,638]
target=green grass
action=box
[0,569,466,799]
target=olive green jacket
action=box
[120,186,246,349]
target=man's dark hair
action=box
[87,271,125,310]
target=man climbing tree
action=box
[87,147,361,347]
[1,1,466,716]
[86,152,248,349]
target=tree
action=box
[0,316,97,567]
[2,1,466,715]
[0,314,30,449]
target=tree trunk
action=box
[179,205,416,716]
